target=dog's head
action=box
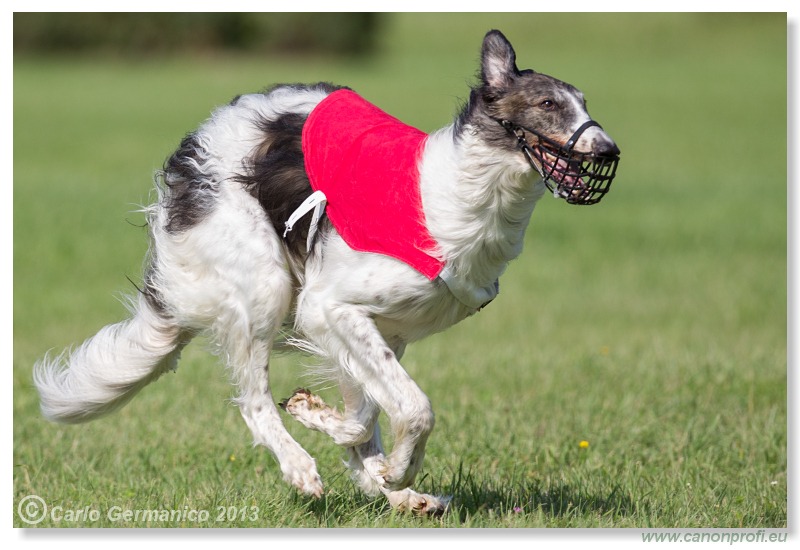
[470,30,620,204]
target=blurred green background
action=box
[13,13,786,527]
[14,13,383,56]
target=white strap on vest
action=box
[438,264,500,313]
[283,190,327,253]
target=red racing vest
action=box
[301,89,445,280]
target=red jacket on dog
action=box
[301,89,444,280]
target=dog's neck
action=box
[420,125,546,292]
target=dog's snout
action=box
[573,125,619,157]
[594,138,620,157]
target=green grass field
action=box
[13,13,787,529]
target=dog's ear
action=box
[480,30,520,89]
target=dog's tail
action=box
[33,292,188,424]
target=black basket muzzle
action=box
[501,119,620,205]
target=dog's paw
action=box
[279,387,314,411]
[280,388,333,416]
[280,388,345,437]
[281,458,324,499]
[409,493,451,517]
[386,489,451,517]
[294,472,325,499]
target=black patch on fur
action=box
[160,131,217,233]
[236,82,346,257]
[241,112,315,257]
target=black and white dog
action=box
[35,30,619,515]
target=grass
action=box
[13,13,787,529]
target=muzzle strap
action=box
[564,120,602,151]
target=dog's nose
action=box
[594,138,620,157]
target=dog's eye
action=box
[539,99,557,111]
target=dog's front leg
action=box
[281,375,449,515]
[325,304,435,491]
[349,423,450,516]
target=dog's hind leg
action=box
[171,187,323,498]
[214,271,324,497]
[233,338,323,498]
[219,257,323,496]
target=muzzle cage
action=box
[500,119,620,205]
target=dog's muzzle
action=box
[500,119,620,205]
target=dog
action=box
[34,30,619,516]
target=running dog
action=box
[34,30,620,515]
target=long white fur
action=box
[33,293,186,423]
[33,33,615,514]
